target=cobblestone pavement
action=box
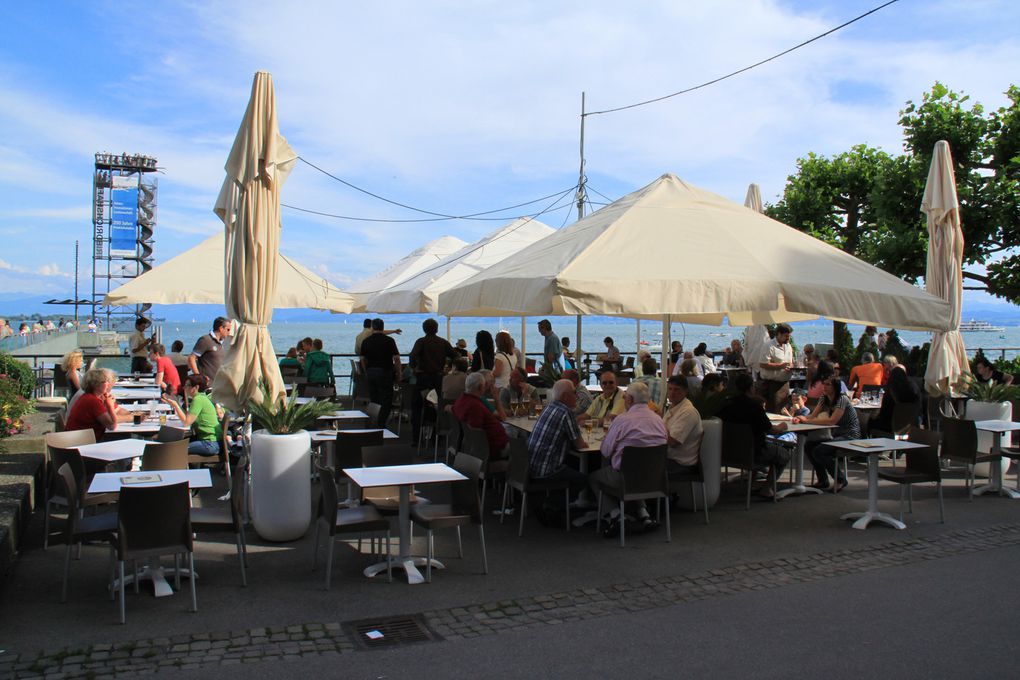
[3,521,1019,679]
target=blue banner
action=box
[110,174,138,257]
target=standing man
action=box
[409,318,458,442]
[188,317,232,383]
[360,318,401,427]
[355,318,401,355]
[129,317,154,374]
[759,322,794,412]
[537,319,562,385]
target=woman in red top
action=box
[150,343,180,396]
[64,368,123,441]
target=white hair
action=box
[626,381,650,404]
[551,379,574,402]
[465,372,486,394]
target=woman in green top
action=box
[161,373,222,456]
[303,338,335,386]
[279,347,301,369]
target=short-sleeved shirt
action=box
[65,391,109,442]
[599,404,668,470]
[361,333,399,370]
[848,362,884,397]
[820,394,861,440]
[354,328,372,355]
[663,398,703,466]
[191,332,226,381]
[188,392,222,442]
[528,400,582,478]
[130,330,149,358]
[585,389,626,421]
[574,384,594,414]
[635,375,664,411]
[155,355,180,394]
[410,335,457,375]
[452,392,508,455]
[760,339,793,381]
[544,332,562,365]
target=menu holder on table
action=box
[120,473,163,485]
[848,441,882,449]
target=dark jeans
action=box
[535,466,589,505]
[412,372,442,441]
[366,367,394,427]
[806,439,848,487]
[131,356,152,374]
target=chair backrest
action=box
[525,358,537,373]
[619,445,668,499]
[891,401,922,435]
[617,374,632,387]
[50,446,87,498]
[462,424,491,463]
[365,402,382,423]
[335,429,384,470]
[299,384,336,399]
[46,428,96,450]
[447,416,463,458]
[228,454,248,530]
[940,417,978,465]
[155,425,189,443]
[624,356,635,369]
[362,444,415,468]
[314,462,339,534]
[720,421,756,470]
[141,439,189,471]
[280,364,300,378]
[53,364,69,390]
[56,463,81,537]
[507,438,530,487]
[905,426,941,478]
[451,453,483,523]
[117,482,193,558]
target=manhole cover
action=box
[345,614,441,650]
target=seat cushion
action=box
[877,470,937,484]
[410,504,471,530]
[336,505,390,533]
[190,506,234,530]
[75,512,117,541]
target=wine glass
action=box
[521,392,531,416]
[510,393,520,417]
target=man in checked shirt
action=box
[527,379,590,509]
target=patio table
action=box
[825,438,927,530]
[972,420,1020,499]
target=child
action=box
[775,390,809,445]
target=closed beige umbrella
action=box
[211,71,297,411]
[922,140,968,396]
[741,183,771,374]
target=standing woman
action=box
[493,331,518,389]
[161,374,222,456]
[471,330,495,372]
[797,377,861,492]
[60,349,85,396]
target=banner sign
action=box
[110,174,138,257]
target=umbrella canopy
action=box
[363,218,554,313]
[922,140,968,396]
[347,235,468,313]
[211,71,297,412]
[103,233,354,312]
[438,173,952,331]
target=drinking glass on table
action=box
[584,419,593,437]
[510,394,519,417]
[522,392,531,416]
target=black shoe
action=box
[602,517,621,538]
[640,518,660,533]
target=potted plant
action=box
[960,374,1020,479]
[246,382,336,541]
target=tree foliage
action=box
[768,82,1020,304]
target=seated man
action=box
[499,368,540,415]
[634,357,663,413]
[663,376,703,474]
[847,352,884,398]
[561,369,593,415]
[718,372,789,498]
[442,356,469,401]
[700,372,726,394]
[583,370,626,423]
[452,372,508,458]
[528,378,589,505]
[589,382,667,531]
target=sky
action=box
[0,0,1018,311]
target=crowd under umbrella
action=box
[102,233,354,313]
[922,140,969,397]
[210,71,297,412]
[437,172,955,397]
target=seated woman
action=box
[65,367,131,441]
[692,343,716,375]
[597,336,621,376]
[279,347,301,370]
[679,358,702,394]
[868,365,920,436]
[161,374,222,456]
[796,377,861,492]
[561,336,574,369]
[805,359,834,400]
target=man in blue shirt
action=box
[537,319,562,385]
[528,379,588,499]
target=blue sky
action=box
[1,0,1018,311]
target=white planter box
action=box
[249,429,312,542]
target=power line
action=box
[296,156,576,220]
[586,0,900,116]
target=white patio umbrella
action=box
[922,140,968,396]
[211,71,297,411]
[346,235,468,313]
[103,233,354,312]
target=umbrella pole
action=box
[521,316,527,358]
[636,319,641,356]
[576,314,583,375]
[446,316,451,342]
[660,315,670,409]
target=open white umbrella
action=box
[922,140,968,396]
[211,71,297,411]
[103,233,353,312]
[346,235,468,313]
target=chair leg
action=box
[518,491,527,537]
[118,561,126,625]
[478,525,488,575]
[188,552,197,612]
[619,499,625,548]
[456,526,463,558]
[937,481,945,523]
[324,537,334,591]
[426,530,434,583]
[701,483,709,525]
[500,484,509,525]
[236,534,247,587]
[173,553,181,590]
[61,543,72,602]
[312,522,321,570]
[665,495,671,542]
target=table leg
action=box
[776,433,824,498]
[363,485,443,584]
[841,453,905,530]
[111,557,196,598]
[972,433,1020,499]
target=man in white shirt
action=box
[759,323,794,413]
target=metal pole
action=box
[446,316,451,342]
[661,315,671,409]
[636,319,642,356]
[74,240,80,322]
[576,92,587,223]
[520,317,526,358]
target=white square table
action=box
[74,438,151,463]
[88,469,212,597]
[972,420,1020,499]
[310,428,399,443]
[112,387,162,401]
[114,378,156,388]
[108,417,187,437]
[316,410,370,424]
[343,463,466,585]
[120,402,172,413]
[825,438,927,530]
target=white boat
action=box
[959,319,1006,333]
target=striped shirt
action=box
[528,400,581,478]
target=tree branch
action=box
[963,270,990,284]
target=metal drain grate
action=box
[345,614,441,650]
